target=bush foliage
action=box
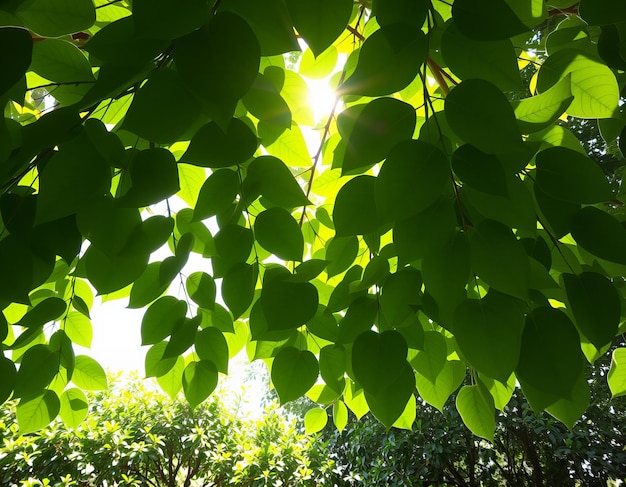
[0,374,335,487]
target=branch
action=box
[548,4,579,16]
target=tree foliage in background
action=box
[1,0,626,439]
[0,374,336,486]
[320,343,626,486]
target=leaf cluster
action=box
[1,0,626,441]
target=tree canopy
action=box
[1,0,626,440]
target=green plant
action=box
[1,0,626,440]
[0,373,336,486]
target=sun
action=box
[307,77,341,123]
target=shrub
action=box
[0,373,336,487]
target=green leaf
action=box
[392,394,417,430]
[14,345,58,399]
[173,12,260,127]
[245,156,310,209]
[339,25,427,97]
[36,131,111,224]
[59,388,88,429]
[115,148,179,207]
[376,140,449,223]
[339,97,416,175]
[364,364,415,429]
[214,225,253,270]
[72,355,107,390]
[452,0,529,41]
[263,122,311,167]
[304,408,328,434]
[373,0,428,29]
[64,312,92,348]
[579,0,626,26]
[545,372,590,429]
[393,197,457,264]
[468,220,530,300]
[222,263,258,319]
[537,49,619,119]
[343,380,370,419]
[145,341,178,378]
[536,147,611,204]
[157,356,184,400]
[299,47,338,79]
[122,68,206,144]
[243,73,292,131]
[415,359,466,411]
[286,0,352,57]
[479,373,515,411]
[219,0,299,56]
[608,348,626,398]
[132,0,207,40]
[271,347,319,404]
[452,145,508,197]
[163,316,200,359]
[325,237,359,278]
[337,296,378,344]
[0,27,32,98]
[352,330,409,397]
[456,384,495,441]
[141,297,187,345]
[410,331,448,382]
[333,176,379,236]
[422,233,470,326]
[16,0,95,37]
[445,79,523,154]
[261,272,318,331]
[31,38,94,87]
[441,22,522,92]
[571,206,626,265]
[183,120,257,168]
[319,345,346,393]
[562,272,620,350]
[0,358,17,404]
[195,327,229,374]
[182,360,218,408]
[333,400,349,433]
[452,291,525,382]
[17,390,60,434]
[513,74,574,133]
[187,272,216,310]
[18,297,66,328]
[516,307,584,398]
[379,268,422,327]
[255,207,304,261]
[128,260,172,309]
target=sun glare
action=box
[307,77,340,123]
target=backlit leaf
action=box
[339,25,427,97]
[608,348,626,398]
[16,0,95,37]
[537,49,619,119]
[445,79,523,154]
[376,140,449,223]
[456,384,495,441]
[182,360,218,408]
[72,355,107,390]
[285,0,353,57]
[272,347,319,404]
[59,388,88,429]
[304,408,328,434]
[17,390,60,434]
[184,121,257,169]
[562,272,620,350]
[255,207,304,261]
